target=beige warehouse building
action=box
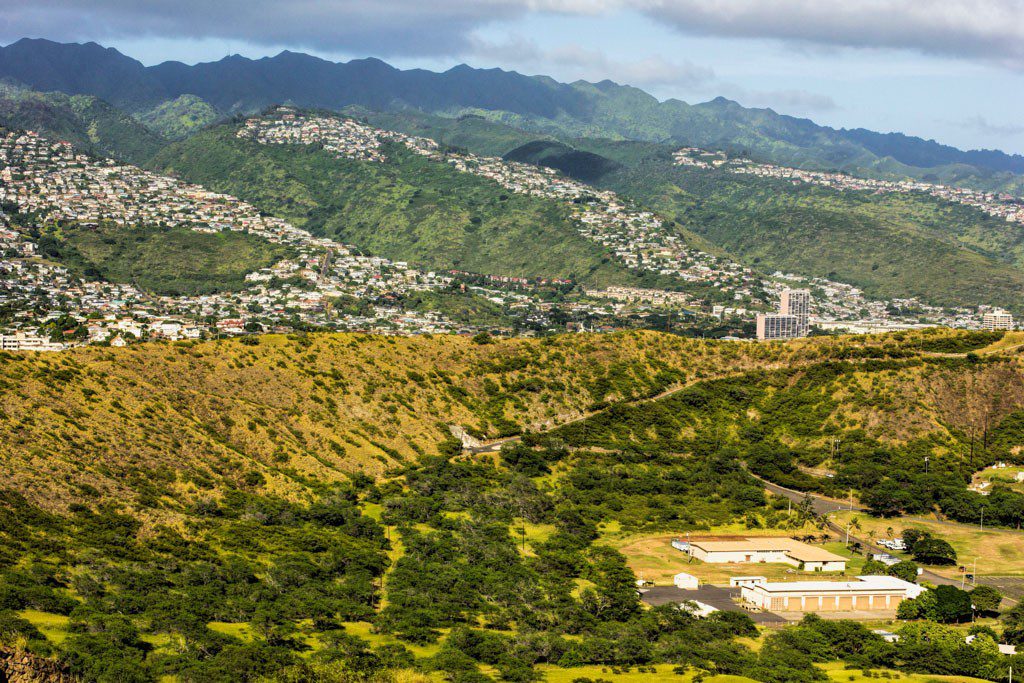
[687,537,847,572]
[741,575,924,612]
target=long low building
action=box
[741,575,924,612]
[687,537,847,572]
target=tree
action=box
[897,589,936,621]
[860,559,888,575]
[911,538,957,565]
[969,585,1003,616]
[865,480,910,517]
[931,585,973,623]
[1002,603,1024,645]
[902,528,929,551]
[887,561,919,583]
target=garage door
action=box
[837,596,854,611]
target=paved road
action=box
[641,585,787,625]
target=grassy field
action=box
[537,664,758,683]
[817,662,989,683]
[536,663,989,683]
[831,511,1024,577]
[17,610,70,645]
[341,621,444,659]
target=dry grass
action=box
[0,329,848,515]
[831,511,1024,577]
[606,529,867,585]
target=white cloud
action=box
[636,0,1024,69]
[0,0,531,56]
[471,37,714,89]
[956,116,1024,138]
[735,88,839,114]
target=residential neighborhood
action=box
[0,117,1015,353]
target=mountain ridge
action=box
[1,38,1022,191]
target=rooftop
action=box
[688,537,847,563]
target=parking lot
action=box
[640,585,788,624]
[976,576,1024,603]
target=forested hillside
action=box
[0,82,165,163]
[614,162,1024,312]
[0,329,851,514]
[2,329,1023,681]
[32,222,293,296]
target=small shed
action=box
[673,572,699,589]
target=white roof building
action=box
[741,575,924,613]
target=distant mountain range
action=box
[1,38,1022,192]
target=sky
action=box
[3,0,1023,154]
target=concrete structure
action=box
[870,553,900,567]
[687,537,847,572]
[673,572,700,590]
[982,309,1014,331]
[740,575,924,612]
[780,289,810,335]
[757,288,812,340]
[0,332,65,352]
[756,313,801,340]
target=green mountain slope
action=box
[136,94,221,139]
[0,330,1021,681]
[149,124,667,287]
[0,82,165,163]
[34,222,292,296]
[371,112,1024,312]
[609,161,1024,312]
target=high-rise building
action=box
[756,313,801,340]
[982,309,1014,331]
[780,289,810,336]
[757,289,812,340]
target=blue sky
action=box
[5,1,1023,153]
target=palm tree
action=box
[846,516,862,547]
